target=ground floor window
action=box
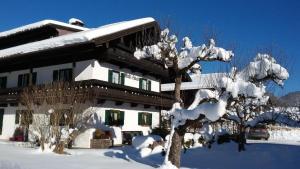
[138,112,152,126]
[105,110,124,126]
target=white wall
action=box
[0,59,160,92]
[0,101,160,148]
[73,100,160,148]
[0,106,18,140]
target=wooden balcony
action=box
[0,80,175,109]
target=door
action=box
[0,109,4,135]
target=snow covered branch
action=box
[134,28,234,71]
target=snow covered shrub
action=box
[151,127,170,140]
[132,135,163,150]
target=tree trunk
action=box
[238,124,246,152]
[168,73,184,168]
[168,127,185,167]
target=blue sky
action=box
[0,0,299,96]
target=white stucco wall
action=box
[73,100,160,148]
[0,59,160,92]
[0,106,18,140]
[0,101,161,148]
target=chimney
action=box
[69,18,85,27]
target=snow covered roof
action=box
[0,17,156,59]
[0,19,89,39]
[161,73,227,91]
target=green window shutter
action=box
[120,111,125,125]
[147,80,151,91]
[120,73,125,85]
[108,70,113,83]
[17,75,22,87]
[68,69,73,82]
[53,70,58,82]
[148,113,152,126]
[138,113,142,125]
[139,78,143,89]
[32,72,37,85]
[0,77,7,88]
[15,111,20,124]
[0,109,4,135]
[105,110,110,125]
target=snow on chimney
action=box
[69,18,85,27]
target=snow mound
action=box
[132,135,162,150]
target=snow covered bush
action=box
[132,135,164,157]
[19,82,95,153]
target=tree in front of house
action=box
[134,28,234,168]
[134,28,289,168]
[20,82,95,153]
[222,54,289,151]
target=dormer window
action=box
[108,70,125,85]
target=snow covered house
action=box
[0,17,175,147]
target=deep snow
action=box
[0,140,299,169]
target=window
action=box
[105,110,124,126]
[18,73,36,87]
[0,109,3,135]
[53,69,73,82]
[138,112,152,126]
[108,70,125,85]
[18,110,33,125]
[0,76,7,89]
[139,78,151,91]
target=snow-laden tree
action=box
[134,28,234,168]
[222,54,289,151]
[135,29,289,168]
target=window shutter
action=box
[69,69,73,81]
[3,77,7,88]
[0,109,3,135]
[108,70,113,83]
[147,80,151,91]
[139,78,143,89]
[32,72,37,85]
[120,111,125,125]
[138,113,142,125]
[120,73,125,85]
[17,75,22,87]
[148,113,152,126]
[15,111,20,124]
[105,110,110,125]
[53,70,58,82]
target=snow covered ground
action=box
[0,140,299,169]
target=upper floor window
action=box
[18,73,36,87]
[105,110,124,126]
[139,78,151,91]
[138,112,152,126]
[0,76,7,89]
[108,70,125,85]
[53,69,73,82]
